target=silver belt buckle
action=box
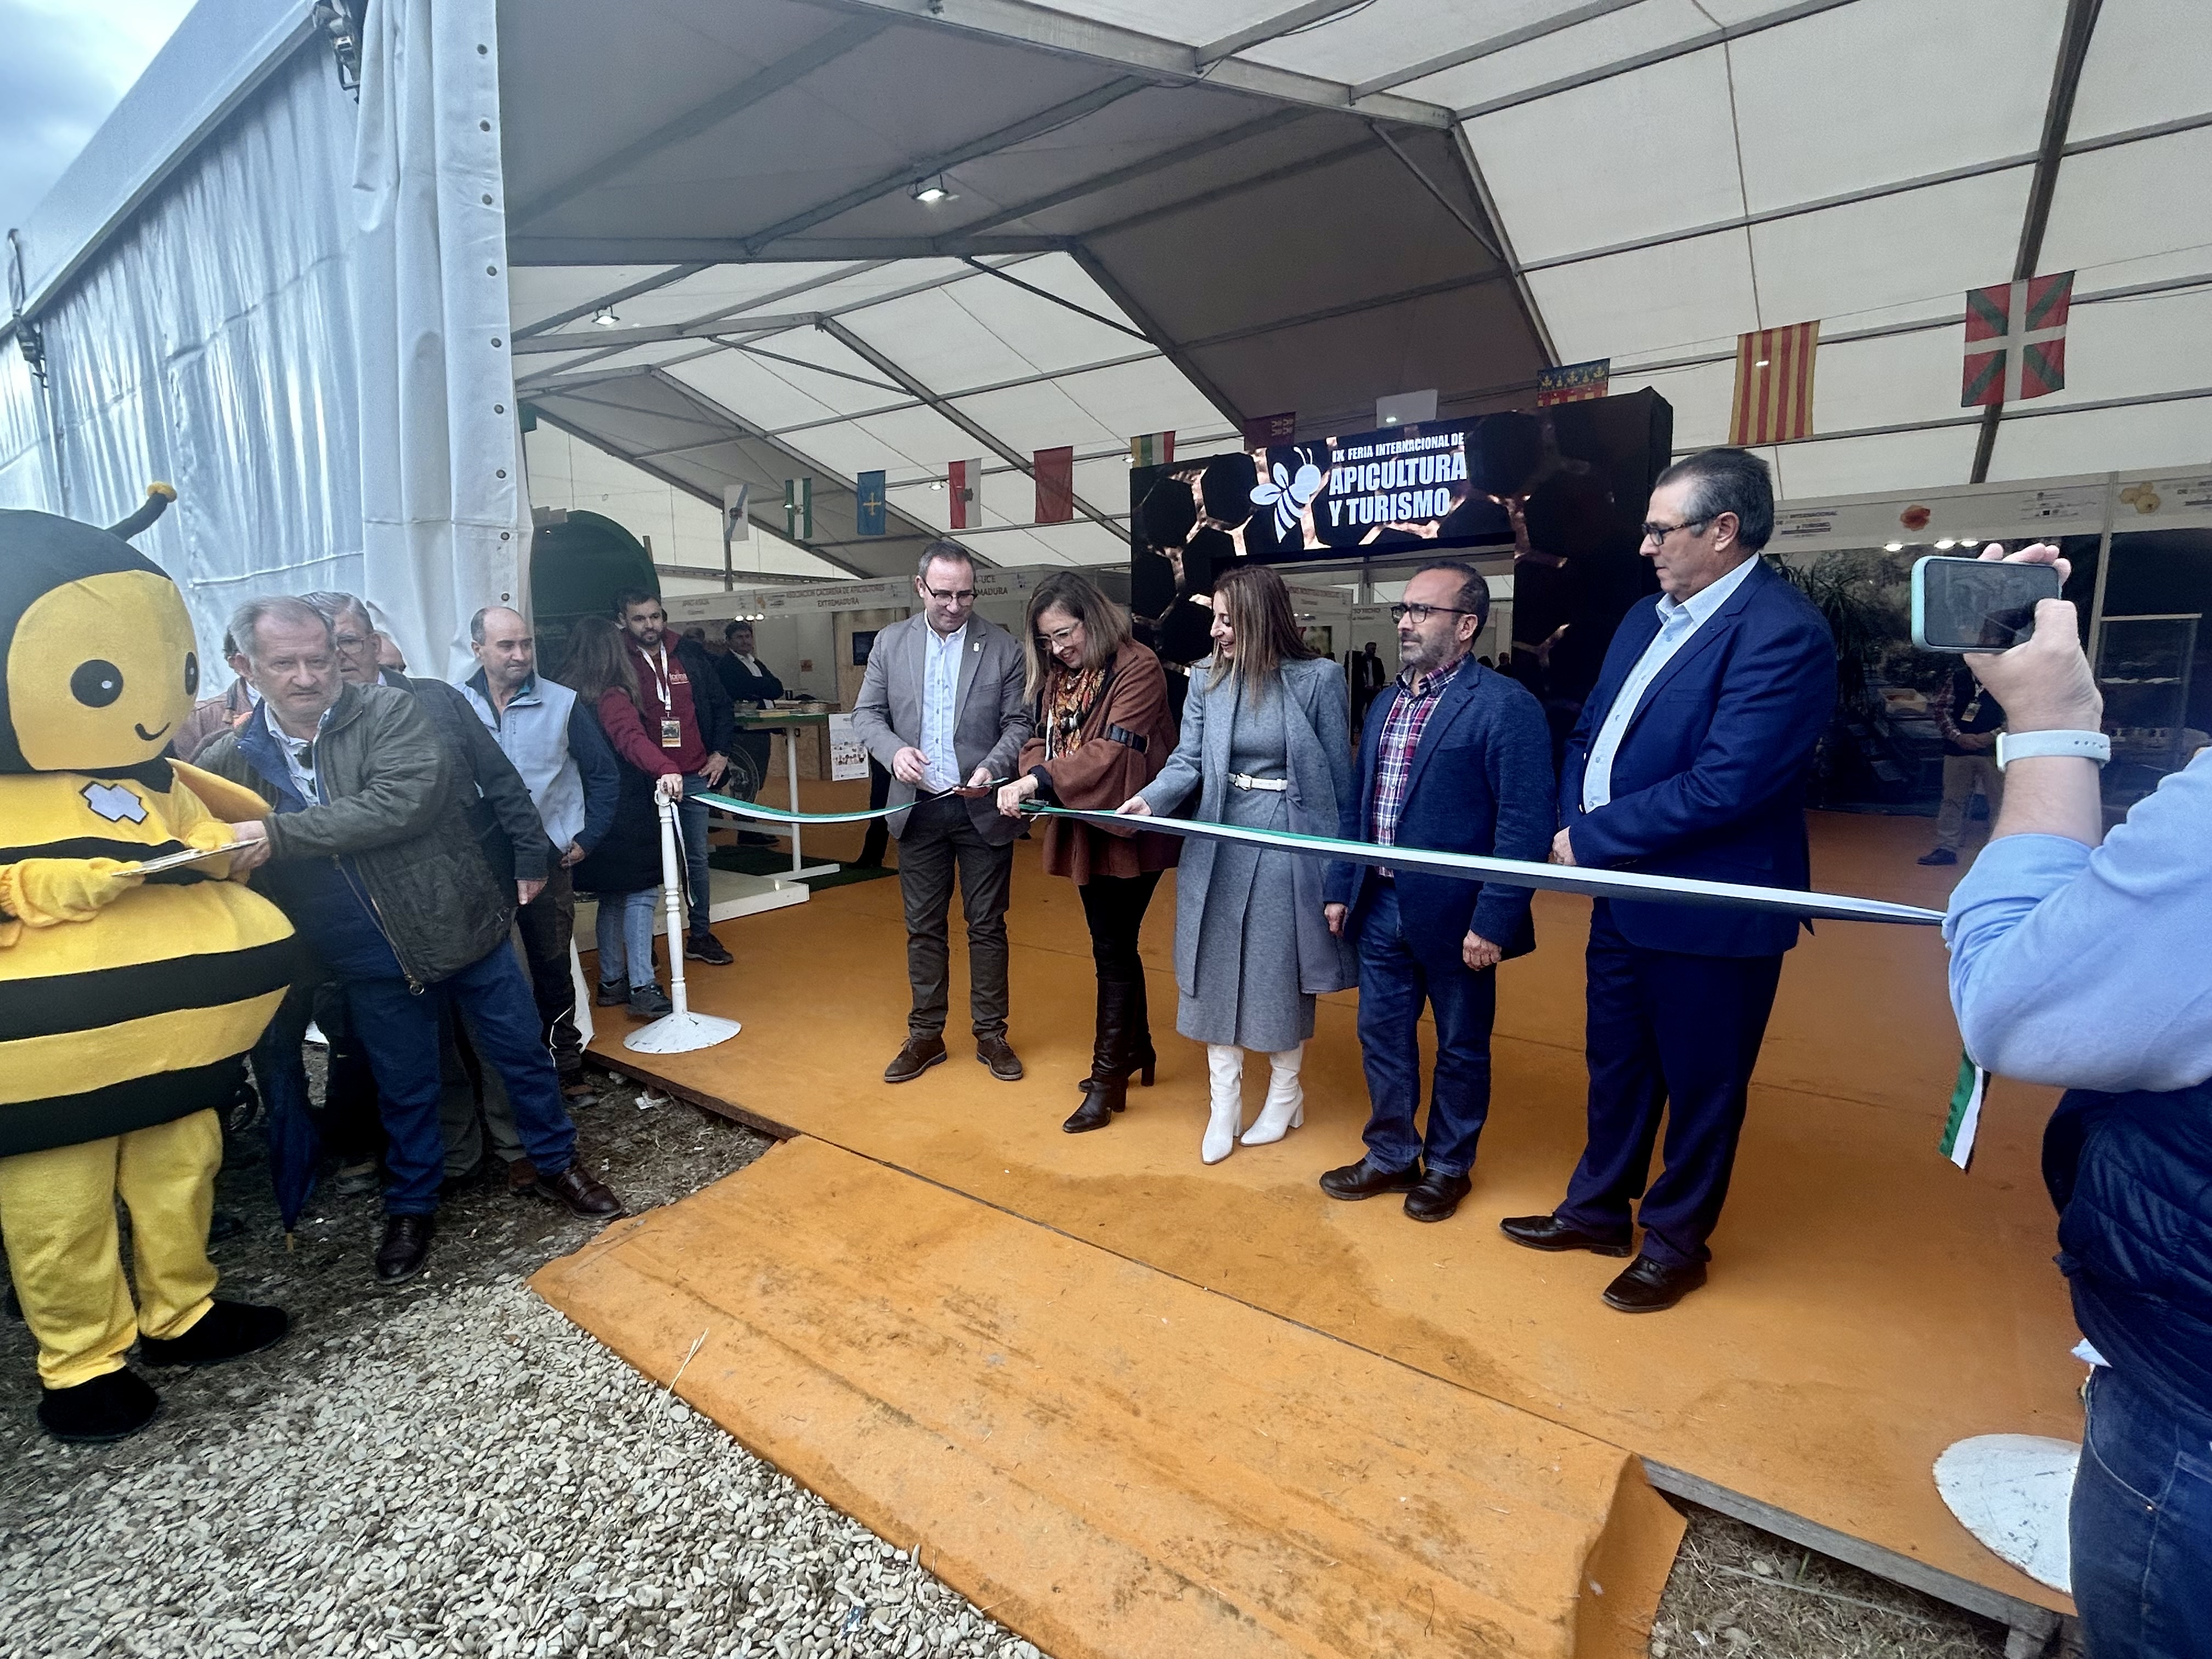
[1229,772,1286,792]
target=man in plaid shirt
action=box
[1321,562,1556,1223]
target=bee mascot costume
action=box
[0,488,296,1442]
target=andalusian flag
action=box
[1938,1051,1988,1171]
[1962,271,2073,407]
[1729,321,1819,445]
[783,477,813,540]
[1129,430,1174,468]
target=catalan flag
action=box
[1962,271,2073,407]
[1129,430,1175,468]
[1728,321,1820,445]
[1034,446,1074,524]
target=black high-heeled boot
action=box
[1065,978,1135,1133]
[1126,972,1156,1087]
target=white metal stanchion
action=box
[625,796,741,1054]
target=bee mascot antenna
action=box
[0,486,296,1443]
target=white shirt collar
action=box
[1657,553,1760,629]
[928,620,968,652]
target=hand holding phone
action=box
[1911,554,2062,652]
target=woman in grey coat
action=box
[1121,565,1355,1164]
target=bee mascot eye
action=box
[71,659,125,707]
[184,651,200,696]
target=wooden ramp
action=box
[535,1137,1685,1659]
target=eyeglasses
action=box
[330,631,374,656]
[1639,517,1712,544]
[1035,622,1082,648]
[1389,603,1479,624]
[922,585,975,603]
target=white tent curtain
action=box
[351,0,530,679]
[0,49,365,660]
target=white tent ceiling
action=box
[499,0,2210,575]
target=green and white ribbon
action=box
[690,789,1944,926]
[1028,805,1945,927]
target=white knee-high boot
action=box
[1241,1045,1306,1146]
[1203,1045,1244,1165]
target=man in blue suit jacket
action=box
[1503,449,1834,1311]
[1321,562,1556,1223]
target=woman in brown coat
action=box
[996,572,1178,1133]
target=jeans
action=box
[1557,901,1784,1266]
[345,945,578,1215]
[897,794,1014,1040]
[678,774,716,935]
[514,862,582,1075]
[1353,882,1499,1179]
[594,889,661,989]
[2072,1367,2212,1659]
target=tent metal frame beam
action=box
[528,403,876,579]
[813,0,1455,128]
[508,235,1073,264]
[635,368,986,563]
[1516,109,2210,279]
[957,257,1150,343]
[1972,0,2102,484]
[627,346,1163,451]
[816,315,1125,539]
[1677,383,2212,456]
[506,18,892,228]
[1450,124,1558,366]
[1367,124,1501,261]
[1355,0,1652,100]
[515,314,827,356]
[1084,137,1379,240]
[512,264,714,341]
[1195,1,1372,67]
[1453,0,1865,122]
[1181,265,1513,350]
[733,78,1150,253]
[1068,243,1246,430]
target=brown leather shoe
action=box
[535,1165,625,1220]
[884,1033,947,1084]
[504,1158,540,1194]
[976,1035,1023,1081]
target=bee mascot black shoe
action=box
[0,487,297,1443]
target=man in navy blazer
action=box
[1321,561,1556,1222]
[1503,448,1834,1311]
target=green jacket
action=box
[198,682,514,986]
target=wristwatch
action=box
[1995,730,2111,770]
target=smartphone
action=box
[1910,556,2061,653]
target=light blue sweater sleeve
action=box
[1943,749,2212,1092]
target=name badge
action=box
[660,719,682,748]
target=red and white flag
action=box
[1034,446,1074,524]
[947,458,984,531]
[1729,321,1819,445]
[1962,271,2073,407]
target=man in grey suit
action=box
[852,540,1032,1084]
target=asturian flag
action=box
[1962,271,2073,407]
[783,477,813,541]
[1128,431,1174,468]
[856,470,888,537]
[947,458,984,531]
[1728,320,1820,445]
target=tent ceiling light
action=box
[911,176,954,204]
[1884,541,1905,551]
[592,306,618,326]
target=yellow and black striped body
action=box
[0,766,294,1157]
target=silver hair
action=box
[228,595,333,662]
[916,539,977,582]
[470,604,526,645]
[300,590,375,635]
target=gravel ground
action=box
[0,1063,2039,1658]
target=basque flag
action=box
[947,458,983,531]
[1962,272,2073,407]
[1034,446,1074,524]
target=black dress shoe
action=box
[1602,1254,1708,1313]
[536,1165,625,1220]
[375,1214,434,1285]
[884,1034,947,1083]
[1318,1156,1423,1201]
[1917,847,1958,866]
[38,1369,160,1443]
[977,1036,1024,1081]
[1499,1214,1635,1256]
[140,1299,290,1367]
[1403,1171,1473,1223]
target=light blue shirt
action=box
[263,701,328,803]
[919,621,968,792]
[460,671,586,850]
[1582,554,1762,811]
[1945,748,2212,1093]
